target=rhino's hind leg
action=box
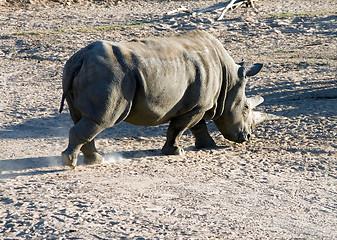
[190,119,216,149]
[162,113,203,155]
[81,139,105,165]
[62,117,104,168]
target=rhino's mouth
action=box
[235,138,246,144]
[222,132,250,143]
[222,134,237,143]
[237,132,251,142]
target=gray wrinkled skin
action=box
[60,30,264,168]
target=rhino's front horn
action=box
[247,95,264,109]
[253,111,287,125]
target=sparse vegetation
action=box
[10,23,147,36]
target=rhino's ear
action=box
[239,63,263,78]
[245,63,263,76]
[237,59,245,66]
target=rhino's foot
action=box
[84,153,105,165]
[162,145,185,155]
[62,151,78,169]
[195,138,217,149]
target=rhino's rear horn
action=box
[247,95,264,109]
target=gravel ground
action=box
[0,0,336,239]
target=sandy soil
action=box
[0,0,336,239]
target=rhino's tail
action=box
[59,47,87,114]
[59,93,66,113]
[59,83,70,113]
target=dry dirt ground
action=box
[0,0,336,239]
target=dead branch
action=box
[166,0,259,21]
[217,0,237,20]
[166,6,193,15]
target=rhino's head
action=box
[214,63,283,143]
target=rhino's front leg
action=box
[162,126,185,155]
[162,113,203,155]
[62,117,104,168]
[190,119,216,149]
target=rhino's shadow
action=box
[116,149,161,160]
[0,112,72,140]
[114,143,227,160]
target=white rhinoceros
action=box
[59,30,282,168]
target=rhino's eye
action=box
[242,105,249,117]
